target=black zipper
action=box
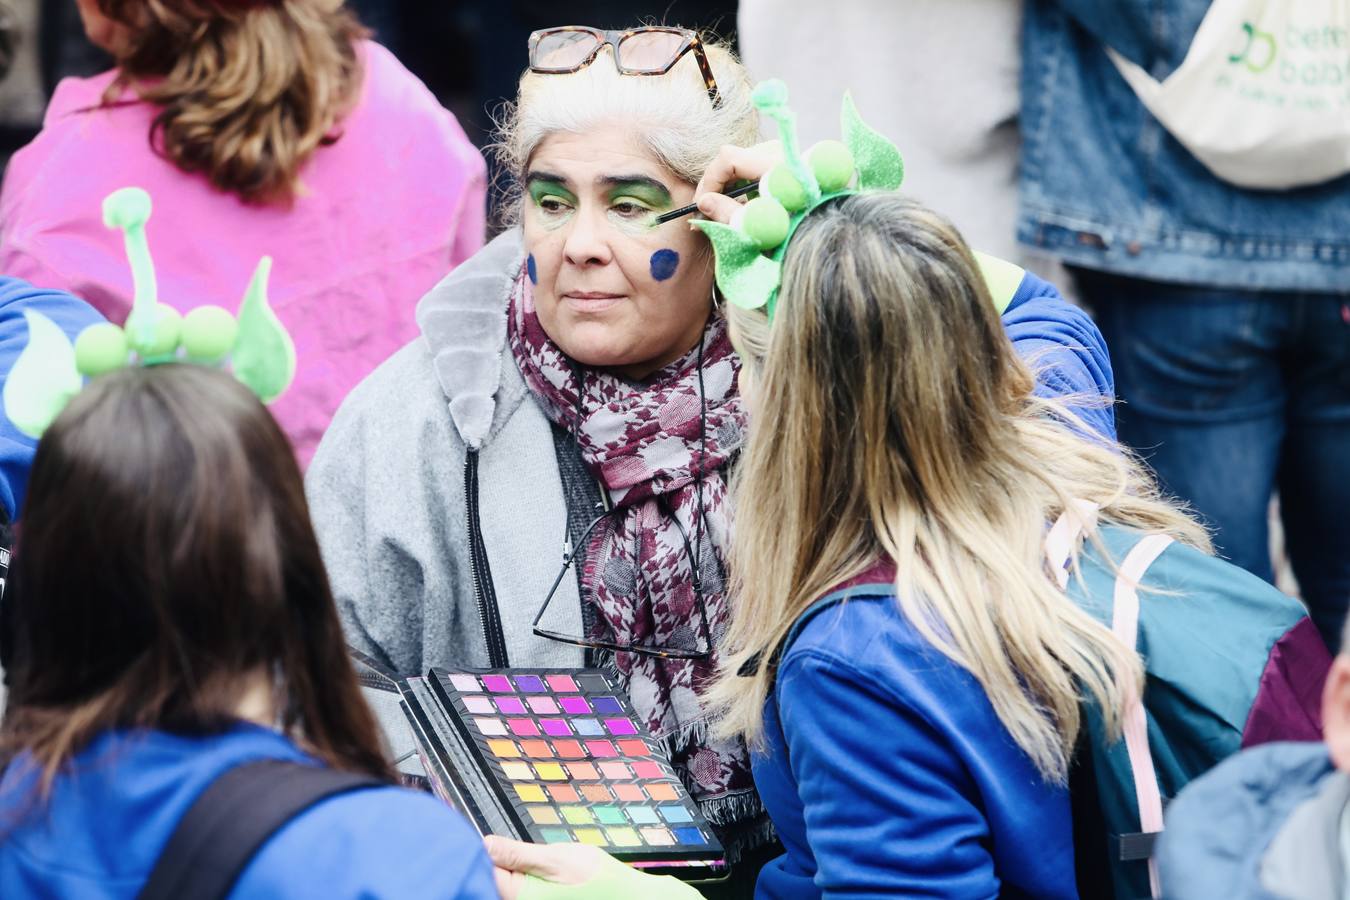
[465,449,509,667]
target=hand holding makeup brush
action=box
[691,140,785,225]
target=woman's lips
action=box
[562,292,625,313]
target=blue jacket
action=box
[753,571,1077,899]
[0,276,104,520]
[0,723,497,898]
[1019,0,1350,292]
[1158,742,1346,899]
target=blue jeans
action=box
[1078,269,1350,650]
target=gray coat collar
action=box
[415,228,528,450]
[1261,770,1350,898]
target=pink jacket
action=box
[0,41,486,464]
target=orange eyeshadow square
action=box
[567,762,600,780]
[488,740,520,758]
[613,783,645,802]
[548,784,579,803]
[580,784,612,802]
[553,740,585,758]
[646,783,679,801]
[520,740,552,758]
[617,740,650,757]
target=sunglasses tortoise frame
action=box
[527,25,723,109]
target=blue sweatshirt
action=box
[0,723,497,898]
[0,276,104,519]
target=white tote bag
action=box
[1107,0,1350,190]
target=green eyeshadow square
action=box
[594,805,626,825]
[540,828,572,844]
[626,806,660,824]
[561,806,594,825]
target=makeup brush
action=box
[655,183,758,225]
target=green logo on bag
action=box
[1229,22,1277,73]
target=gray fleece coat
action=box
[306,230,585,676]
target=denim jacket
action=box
[1018,0,1350,293]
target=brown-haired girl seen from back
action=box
[0,365,497,898]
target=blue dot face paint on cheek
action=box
[649,249,679,282]
[526,254,538,285]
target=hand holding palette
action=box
[399,668,725,877]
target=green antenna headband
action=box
[2,187,297,438]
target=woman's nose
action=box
[562,206,614,268]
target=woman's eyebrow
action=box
[525,170,573,189]
[599,175,672,200]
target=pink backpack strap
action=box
[1044,499,1099,589]
[1112,533,1174,899]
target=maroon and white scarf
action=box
[507,271,760,826]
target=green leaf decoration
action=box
[973,251,1025,314]
[102,187,159,348]
[232,257,296,403]
[842,93,904,192]
[4,311,82,438]
[691,220,781,311]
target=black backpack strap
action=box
[139,758,384,900]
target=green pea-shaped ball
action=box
[74,323,130,377]
[740,197,790,251]
[181,305,239,364]
[808,140,855,193]
[760,164,808,213]
[129,304,183,359]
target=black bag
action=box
[138,758,383,900]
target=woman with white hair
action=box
[306,27,1117,888]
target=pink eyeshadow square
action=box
[495,697,527,714]
[559,696,590,715]
[528,696,560,714]
[541,719,572,737]
[462,696,494,714]
[547,674,578,692]
[482,675,514,693]
[508,718,540,736]
[604,718,638,736]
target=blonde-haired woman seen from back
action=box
[0,0,486,463]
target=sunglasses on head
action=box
[527,26,723,109]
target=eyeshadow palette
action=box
[399,667,725,874]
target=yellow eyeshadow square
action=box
[574,828,607,846]
[561,806,594,825]
[534,762,566,780]
[500,762,533,781]
[605,827,641,846]
[528,806,561,825]
[514,784,546,803]
[488,740,520,758]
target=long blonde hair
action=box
[711,194,1209,783]
[97,0,367,204]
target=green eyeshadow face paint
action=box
[526,177,577,231]
[605,179,672,235]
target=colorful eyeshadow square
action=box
[613,784,644,803]
[580,784,612,803]
[576,674,610,692]
[507,718,540,737]
[631,762,663,779]
[617,740,650,757]
[515,675,547,693]
[641,826,675,846]
[482,675,514,693]
[541,828,572,844]
[527,696,560,714]
[474,717,507,736]
[599,762,630,780]
[606,827,642,846]
[559,696,591,715]
[553,740,585,758]
[528,806,561,825]
[500,762,533,781]
[520,740,552,758]
[488,740,520,758]
[535,763,567,781]
[514,784,546,803]
[646,783,679,802]
[567,762,599,780]
[561,807,594,825]
[548,784,579,802]
[448,674,480,692]
[585,740,617,757]
[660,805,693,824]
[540,719,572,737]
[462,696,494,714]
[594,805,627,825]
[495,697,527,714]
[575,828,607,846]
[627,806,660,824]
[547,674,578,692]
[604,718,638,736]
[574,718,604,736]
[673,826,706,845]
[592,697,624,714]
